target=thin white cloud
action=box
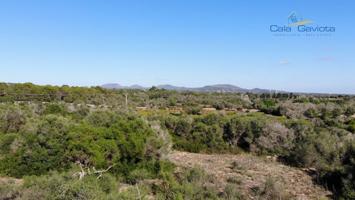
[319,56,334,62]
[279,60,290,65]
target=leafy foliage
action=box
[0,83,354,199]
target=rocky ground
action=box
[167,151,332,200]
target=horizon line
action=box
[1,81,354,96]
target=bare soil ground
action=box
[0,177,23,186]
[167,151,332,200]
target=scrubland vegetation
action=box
[0,83,354,199]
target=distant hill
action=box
[101,83,280,94]
[156,84,281,94]
[156,84,189,91]
[101,83,145,90]
[101,83,123,89]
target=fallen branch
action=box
[72,162,87,180]
[92,164,116,179]
[72,162,116,180]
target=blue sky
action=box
[0,0,354,94]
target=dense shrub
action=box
[348,119,355,133]
[0,115,71,177]
[0,171,121,200]
[153,167,224,200]
[0,105,26,133]
[0,110,163,179]
[319,143,355,199]
[164,113,228,153]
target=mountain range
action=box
[101,83,146,90]
[101,83,281,94]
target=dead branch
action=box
[72,162,116,180]
[91,164,116,179]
